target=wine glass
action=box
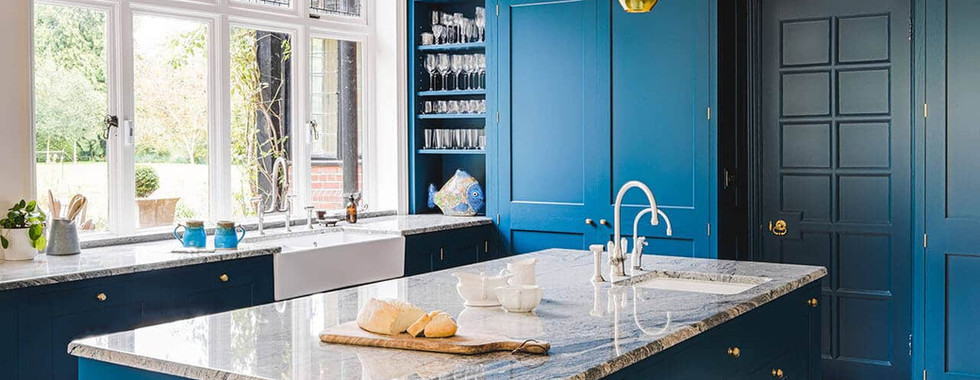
[463,54,476,90]
[450,54,464,91]
[453,13,465,44]
[477,54,487,89]
[432,24,445,45]
[475,7,486,42]
[437,54,451,91]
[441,12,455,44]
[425,54,438,91]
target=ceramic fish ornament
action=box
[428,169,485,216]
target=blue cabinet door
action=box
[496,0,605,254]
[757,0,912,378]
[604,0,716,258]
[924,0,980,378]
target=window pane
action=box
[309,37,362,211]
[230,27,293,218]
[34,4,109,233]
[234,0,290,8]
[133,15,209,228]
[310,0,360,17]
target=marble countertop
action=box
[0,214,488,292]
[69,249,826,380]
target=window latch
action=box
[102,115,118,140]
[308,120,319,143]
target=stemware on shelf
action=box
[437,53,451,91]
[451,54,465,90]
[425,54,439,91]
[423,128,487,150]
[476,7,486,42]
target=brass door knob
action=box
[219,274,229,282]
[727,346,741,358]
[769,220,788,236]
[599,219,609,226]
[95,293,107,302]
[585,218,594,225]
[771,368,784,378]
[807,298,818,307]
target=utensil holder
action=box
[46,218,81,256]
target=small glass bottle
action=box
[345,195,358,224]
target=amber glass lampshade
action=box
[618,0,659,13]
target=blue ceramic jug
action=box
[214,221,246,249]
[173,220,207,248]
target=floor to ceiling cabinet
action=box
[494,0,717,257]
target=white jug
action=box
[452,272,513,307]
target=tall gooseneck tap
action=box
[610,181,659,278]
[254,156,294,235]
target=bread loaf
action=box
[356,298,426,335]
[423,311,458,338]
[406,311,436,337]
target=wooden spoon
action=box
[66,195,86,222]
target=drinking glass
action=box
[453,13,465,44]
[448,100,461,114]
[441,12,455,44]
[423,101,433,114]
[431,10,441,27]
[421,32,434,45]
[479,99,487,114]
[437,100,448,114]
[463,55,476,90]
[451,54,465,90]
[475,7,486,42]
[477,54,487,89]
[425,54,438,91]
[437,54,451,91]
[468,100,480,114]
[424,129,433,149]
[432,24,445,45]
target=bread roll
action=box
[407,311,436,337]
[356,298,426,335]
[423,311,458,338]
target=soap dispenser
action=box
[345,194,358,224]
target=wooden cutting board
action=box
[319,321,550,355]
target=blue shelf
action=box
[418,114,487,119]
[418,149,486,155]
[418,42,486,52]
[418,89,486,96]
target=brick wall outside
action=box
[310,161,362,211]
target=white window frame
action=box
[31,0,389,239]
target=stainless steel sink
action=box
[626,271,770,295]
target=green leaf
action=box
[33,236,46,251]
[1,236,7,249]
[29,224,43,241]
[25,200,35,212]
[17,200,25,209]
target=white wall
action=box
[0,0,34,208]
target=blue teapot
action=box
[173,220,207,248]
[214,220,246,250]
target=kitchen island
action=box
[69,249,825,379]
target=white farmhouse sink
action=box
[631,271,770,295]
[269,232,405,300]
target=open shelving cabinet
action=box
[408,0,494,215]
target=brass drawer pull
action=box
[727,346,741,358]
[807,298,818,307]
[585,218,593,225]
[95,293,107,302]
[771,368,784,378]
[440,248,444,261]
[219,274,229,282]
[599,219,609,226]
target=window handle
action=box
[309,119,319,142]
[102,115,118,140]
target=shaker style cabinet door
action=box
[495,0,606,254]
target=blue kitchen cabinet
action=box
[493,0,717,257]
[3,255,273,380]
[405,225,494,276]
[605,282,820,379]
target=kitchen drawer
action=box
[405,225,493,276]
[163,255,274,321]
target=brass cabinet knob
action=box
[769,219,788,236]
[219,274,229,282]
[727,346,741,358]
[585,218,594,225]
[95,293,107,302]
[807,298,818,307]
[771,368,784,378]
[599,219,609,226]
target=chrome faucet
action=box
[254,156,295,235]
[610,181,660,279]
[631,207,673,272]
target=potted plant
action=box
[134,165,180,228]
[1,200,47,261]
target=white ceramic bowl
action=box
[495,285,543,313]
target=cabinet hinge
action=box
[496,213,500,225]
[496,3,499,16]
[707,223,711,237]
[924,233,928,248]
[495,112,500,123]
[908,333,913,356]
[908,17,913,41]
[923,369,927,380]
[707,106,712,120]
[924,103,928,118]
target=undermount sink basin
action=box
[629,271,770,295]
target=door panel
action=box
[759,0,911,378]
[497,0,602,253]
[608,0,714,258]
[924,0,980,378]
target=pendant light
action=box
[619,0,659,13]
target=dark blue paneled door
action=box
[496,0,604,254]
[924,1,980,378]
[607,0,715,258]
[759,0,912,378]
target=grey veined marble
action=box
[69,249,826,380]
[0,214,488,291]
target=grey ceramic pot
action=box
[46,218,81,256]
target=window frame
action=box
[31,0,380,238]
